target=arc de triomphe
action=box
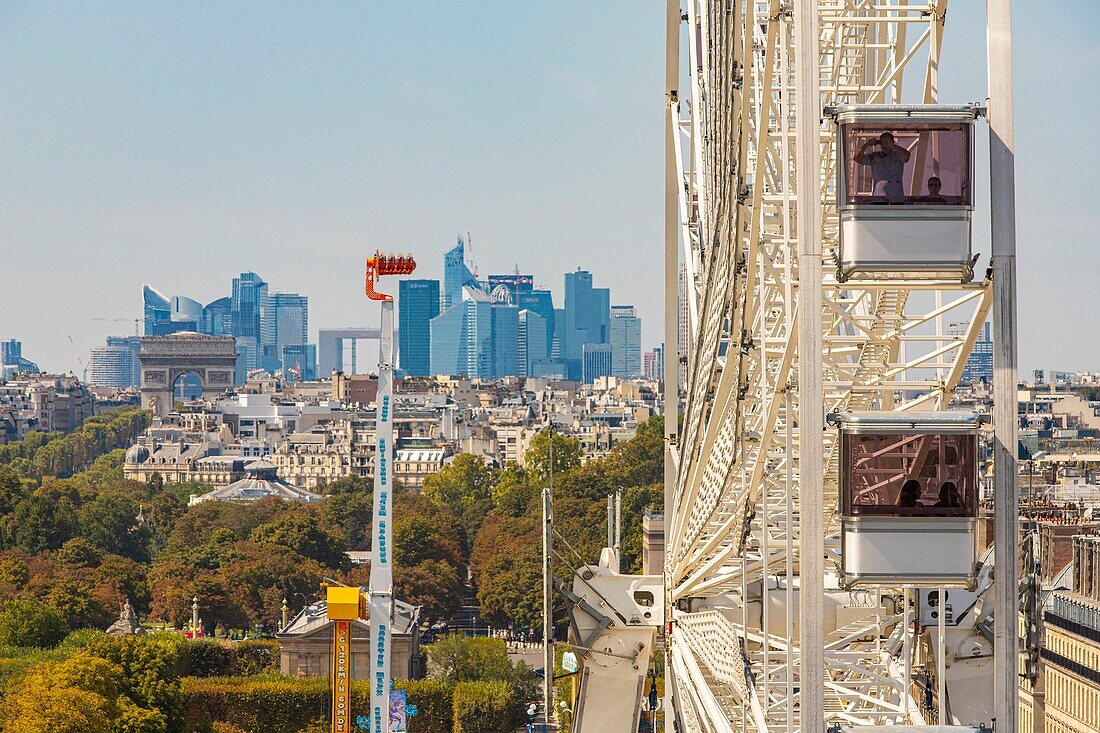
[139,334,237,417]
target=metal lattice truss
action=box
[675,607,924,731]
[666,1,989,730]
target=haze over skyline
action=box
[1,2,1096,375]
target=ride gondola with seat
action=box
[831,411,984,589]
[829,104,981,282]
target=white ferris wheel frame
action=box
[663,1,1019,731]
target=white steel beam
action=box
[987,1,1020,731]
[794,2,824,731]
[663,3,681,732]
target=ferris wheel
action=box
[662,1,1020,732]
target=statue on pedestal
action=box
[106,598,146,636]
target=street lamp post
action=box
[542,425,554,726]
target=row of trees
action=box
[0,405,662,640]
[0,630,537,733]
[149,498,348,633]
[0,631,282,733]
[0,459,472,636]
[0,452,165,559]
[0,408,150,479]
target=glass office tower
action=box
[610,305,642,377]
[399,279,441,376]
[563,269,610,380]
[260,292,308,372]
[442,238,478,311]
[430,286,518,380]
[232,272,268,341]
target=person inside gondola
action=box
[896,479,922,508]
[855,131,912,202]
[934,481,963,509]
[925,176,948,203]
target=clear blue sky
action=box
[1,2,1096,375]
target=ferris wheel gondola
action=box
[832,411,984,589]
[830,104,982,282]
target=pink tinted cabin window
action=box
[843,123,971,206]
[842,432,976,517]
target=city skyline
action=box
[1,3,1097,375]
[21,237,647,384]
[6,238,659,380]
[424,237,642,381]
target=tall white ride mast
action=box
[364,252,417,733]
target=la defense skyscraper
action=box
[89,336,141,387]
[259,291,308,373]
[431,286,518,380]
[562,269,610,381]
[408,239,637,382]
[441,237,478,310]
[609,305,642,377]
[398,279,440,376]
[138,271,316,384]
[426,237,526,381]
[231,272,267,377]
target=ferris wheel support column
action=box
[662,2,681,732]
[794,0,824,729]
[987,1,1020,731]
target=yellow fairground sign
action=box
[332,620,351,733]
[327,585,361,733]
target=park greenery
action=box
[459,417,665,631]
[0,405,663,730]
[0,630,530,732]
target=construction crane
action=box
[66,335,88,382]
[92,317,141,337]
[463,232,478,279]
[662,2,1018,733]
